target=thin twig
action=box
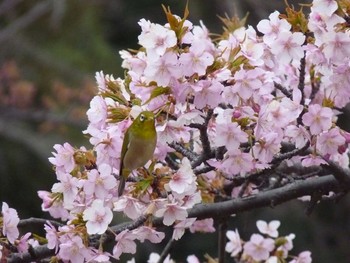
[157,238,176,263]
[218,219,228,263]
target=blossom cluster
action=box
[225,220,311,263]
[3,0,350,261]
[0,202,39,260]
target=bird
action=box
[117,111,157,196]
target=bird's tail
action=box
[118,176,126,197]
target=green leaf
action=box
[143,86,171,105]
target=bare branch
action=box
[7,245,53,263]
[18,217,63,228]
[157,238,176,263]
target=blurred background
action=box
[1,0,350,262]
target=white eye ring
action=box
[139,114,145,122]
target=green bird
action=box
[118,111,157,197]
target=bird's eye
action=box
[139,114,145,122]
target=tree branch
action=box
[8,172,349,263]
[157,238,176,263]
[187,174,345,220]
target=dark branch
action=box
[274,82,292,99]
[157,238,176,263]
[187,174,346,220]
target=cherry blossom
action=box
[268,31,305,65]
[290,251,312,263]
[257,11,291,45]
[83,199,113,235]
[243,234,275,261]
[256,220,281,238]
[86,96,108,129]
[316,128,346,155]
[189,218,215,233]
[225,229,242,257]
[179,40,214,76]
[155,201,188,226]
[131,226,165,243]
[168,157,195,195]
[312,0,339,17]
[59,235,89,263]
[148,252,174,263]
[322,31,350,63]
[114,196,145,220]
[213,121,248,152]
[44,221,59,252]
[113,230,137,260]
[1,202,19,244]
[173,218,197,240]
[138,21,177,57]
[144,51,181,87]
[220,150,254,176]
[83,163,117,199]
[48,143,76,173]
[302,104,333,135]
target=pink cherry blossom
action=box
[173,218,197,240]
[51,172,82,209]
[302,104,333,135]
[285,125,310,149]
[148,252,174,263]
[225,229,242,257]
[257,11,291,45]
[231,68,263,100]
[187,255,200,263]
[86,96,108,129]
[88,125,123,167]
[48,143,75,173]
[157,119,191,145]
[131,226,165,243]
[301,154,328,167]
[189,218,215,233]
[95,71,115,92]
[217,33,240,61]
[16,232,31,253]
[59,235,89,263]
[268,31,305,65]
[290,251,312,263]
[113,230,137,260]
[252,131,282,164]
[312,0,338,17]
[179,40,214,76]
[168,158,195,195]
[138,22,177,57]
[277,233,296,258]
[114,196,145,220]
[243,233,275,261]
[83,199,113,235]
[214,121,248,152]
[221,150,254,176]
[155,201,188,226]
[192,79,223,109]
[144,51,181,87]
[316,128,346,155]
[37,191,70,220]
[256,220,280,238]
[44,221,59,252]
[1,202,19,244]
[83,163,117,199]
[322,31,350,63]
